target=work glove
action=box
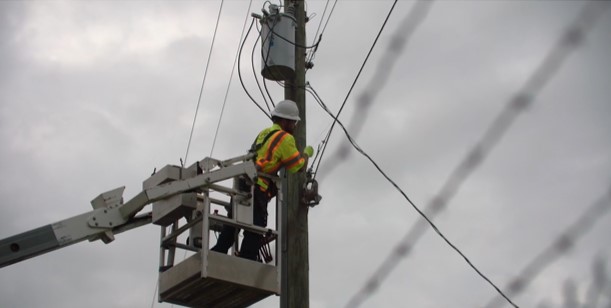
[303,145,314,158]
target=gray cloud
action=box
[1,1,610,308]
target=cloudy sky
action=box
[1,1,610,308]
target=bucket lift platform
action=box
[144,154,282,308]
[158,251,277,307]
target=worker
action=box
[211,99,314,261]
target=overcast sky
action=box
[1,1,610,308]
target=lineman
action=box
[211,99,314,261]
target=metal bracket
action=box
[91,186,125,209]
[302,175,322,207]
[88,207,127,229]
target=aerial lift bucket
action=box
[145,154,282,307]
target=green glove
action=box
[304,145,314,158]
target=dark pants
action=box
[211,186,270,261]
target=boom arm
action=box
[0,156,258,268]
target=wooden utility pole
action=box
[282,0,308,307]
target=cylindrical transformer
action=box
[260,12,296,81]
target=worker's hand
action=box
[304,145,314,158]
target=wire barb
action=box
[337,1,609,307]
[313,0,408,180]
[483,185,611,308]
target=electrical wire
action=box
[150,280,158,308]
[267,27,320,50]
[312,0,403,179]
[303,83,333,171]
[314,0,433,180]
[250,29,273,112]
[209,0,255,157]
[253,19,278,108]
[262,74,276,108]
[338,1,609,307]
[238,17,271,119]
[307,0,338,66]
[182,0,225,167]
[306,0,330,62]
[306,82,516,307]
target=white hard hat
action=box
[271,100,301,121]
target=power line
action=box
[343,1,610,307]
[237,17,271,119]
[252,21,274,110]
[183,0,225,166]
[484,185,611,308]
[318,0,338,42]
[306,0,337,65]
[313,0,406,179]
[307,82,516,308]
[308,0,330,53]
[209,0,255,157]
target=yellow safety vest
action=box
[254,123,305,192]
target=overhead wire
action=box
[305,0,330,63]
[250,27,273,112]
[209,0,255,157]
[307,81,516,308]
[307,0,338,66]
[253,20,276,108]
[182,0,225,167]
[312,0,406,180]
[170,1,226,306]
[318,0,338,42]
[238,18,271,119]
[340,1,610,307]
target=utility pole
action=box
[282,0,308,307]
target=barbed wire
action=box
[342,1,610,307]
[483,185,611,308]
[315,0,434,180]
[306,79,517,308]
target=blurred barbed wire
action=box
[484,186,611,308]
[537,254,610,308]
[315,0,434,180]
[341,1,610,307]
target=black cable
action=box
[266,24,320,50]
[254,20,276,106]
[263,74,276,107]
[313,0,399,179]
[308,92,339,174]
[307,0,338,66]
[337,1,607,306]
[250,29,272,112]
[319,0,338,41]
[307,82,518,308]
[238,18,271,119]
[304,86,330,171]
[306,0,330,62]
